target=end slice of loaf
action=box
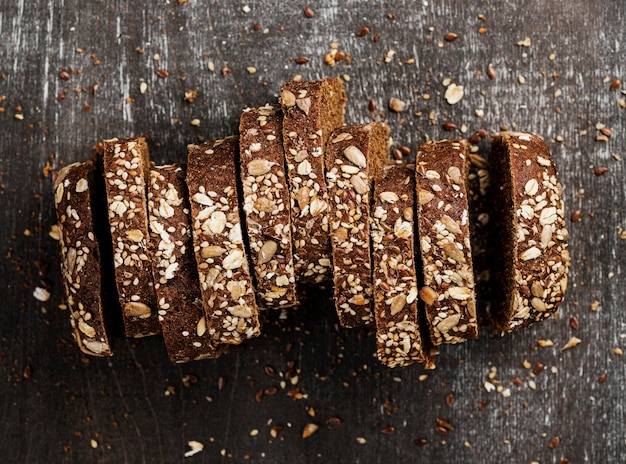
[489,132,569,332]
[325,122,390,328]
[54,160,115,356]
[103,137,160,337]
[148,164,223,362]
[371,164,431,367]
[280,77,347,284]
[416,139,478,345]
[239,105,298,309]
[187,137,261,345]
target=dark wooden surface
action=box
[1,1,624,462]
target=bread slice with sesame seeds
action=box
[187,136,261,345]
[54,160,116,356]
[103,137,161,338]
[371,163,432,368]
[489,132,569,333]
[280,77,347,284]
[147,164,224,362]
[239,104,298,309]
[415,139,478,345]
[325,121,390,328]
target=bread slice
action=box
[280,77,347,284]
[371,164,431,367]
[416,139,478,345]
[239,105,298,309]
[325,122,390,328]
[187,137,261,345]
[489,132,569,332]
[54,160,115,356]
[147,164,223,362]
[103,137,160,337]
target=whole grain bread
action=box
[371,164,431,368]
[416,139,478,345]
[239,105,298,309]
[280,77,347,284]
[187,137,261,345]
[54,160,116,356]
[103,137,160,337]
[325,122,390,328]
[148,164,223,362]
[489,132,569,332]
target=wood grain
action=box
[1,0,624,462]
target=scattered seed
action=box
[594,167,609,176]
[517,37,532,47]
[381,425,395,434]
[264,364,276,377]
[357,26,371,37]
[561,336,581,351]
[533,363,544,375]
[610,79,621,91]
[389,97,407,112]
[295,56,310,64]
[218,376,226,390]
[393,148,403,160]
[326,417,342,425]
[156,69,169,78]
[190,119,200,126]
[487,64,496,79]
[23,365,32,379]
[303,6,314,18]
[368,99,377,112]
[600,127,613,137]
[569,316,579,329]
[444,32,458,42]
[598,373,607,383]
[570,210,582,222]
[415,438,428,446]
[548,436,560,449]
[614,348,623,356]
[184,441,204,458]
[512,376,524,386]
[356,437,367,444]
[59,70,71,80]
[518,75,526,84]
[435,426,448,436]
[302,423,319,439]
[442,121,457,131]
[445,392,454,406]
[444,83,464,104]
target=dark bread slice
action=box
[325,122,390,328]
[489,132,569,332]
[280,77,347,284]
[148,164,223,362]
[187,137,261,345]
[54,160,115,356]
[416,139,478,345]
[371,164,431,367]
[103,137,160,337]
[239,105,298,309]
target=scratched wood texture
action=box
[1,0,624,463]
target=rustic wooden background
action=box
[1,0,624,462]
